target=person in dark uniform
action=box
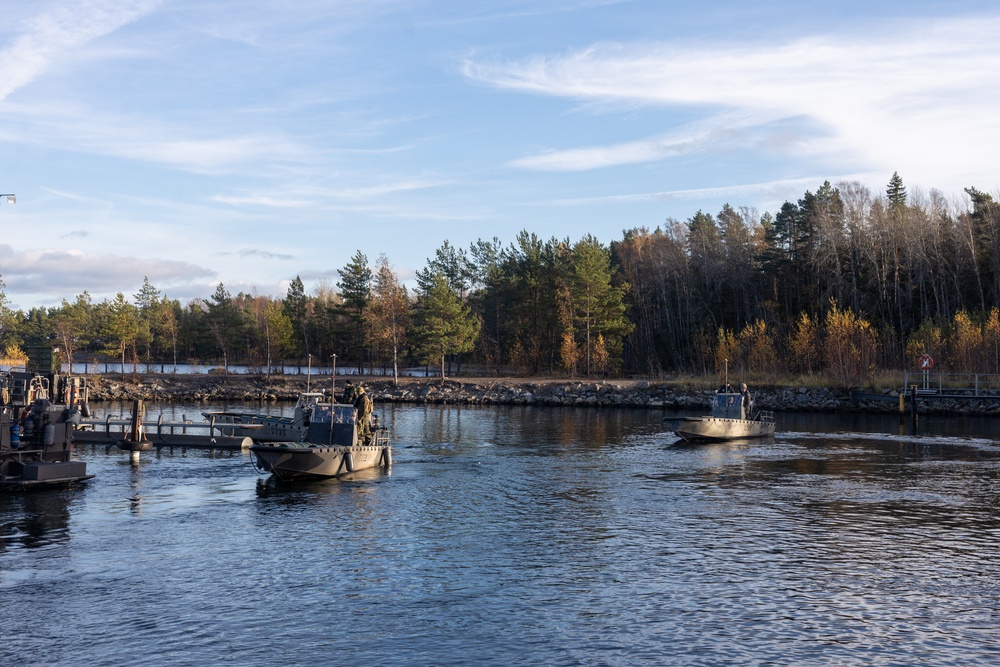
[342,380,358,405]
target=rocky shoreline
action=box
[76,374,991,416]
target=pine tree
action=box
[283,275,308,358]
[416,240,474,299]
[337,251,373,374]
[412,273,480,385]
[206,283,239,372]
[886,171,907,209]
[568,236,634,375]
[54,292,93,374]
[133,276,160,369]
[103,292,140,378]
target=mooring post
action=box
[899,391,905,425]
[128,399,144,442]
[910,385,918,423]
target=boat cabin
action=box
[712,392,748,420]
[305,404,360,447]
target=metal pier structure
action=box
[851,372,1000,415]
[74,414,252,450]
[900,371,1000,400]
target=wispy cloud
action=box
[414,0,629,28]
[0,104,315,175]
[210,178,454,213]
[509,116,814,171]
[466,16,1000,184]
[211,194,315,208]
[213,248,297,261]
[0,0,163,101]
[545,175,869,206]
[328,179,453,200]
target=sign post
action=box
[918,354,934,389]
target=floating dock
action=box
[74,415,252,450]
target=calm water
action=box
[3,404,1000,666]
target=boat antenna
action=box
[724,358,728,391]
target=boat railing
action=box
[756,410,774,424]
[78,415,219,437]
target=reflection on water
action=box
[0,491,75,551]
[3,403,1000,665]
[254,466,391,499]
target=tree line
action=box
[1,173,998,384]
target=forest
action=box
[2,174,999,386]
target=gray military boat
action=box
[202,391,325,442]
[249,401,391,481]
[670,391,775,442]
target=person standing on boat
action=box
[342,380,358,405]
[740,383,752,413]
[354,385,373,445]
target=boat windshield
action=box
[712,392,746,420]
[309,404,357,425]
[294,392,326,409]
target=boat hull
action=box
[250,443,391,480]
[673,417,775,442]
[0,460,94,490]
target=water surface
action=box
[3,405,999,665]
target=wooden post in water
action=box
[899,391,905,425]
[124,399,151,462]
[127,399,144,443]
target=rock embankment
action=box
[77,374,986,414]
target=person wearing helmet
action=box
[354,385,373,445]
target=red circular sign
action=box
[918,354,934,370]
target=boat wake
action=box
[778,430,1000,450]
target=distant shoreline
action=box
[76,373,989,416]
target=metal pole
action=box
[328,354,337,442]
[331,354,337,403]
[307,354,312,391]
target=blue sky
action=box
[0,0,997,310]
